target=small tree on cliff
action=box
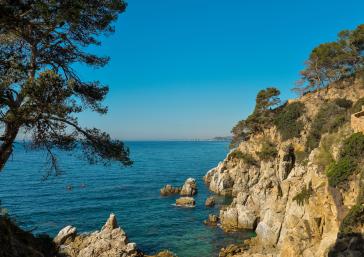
[0,0,132,172]
[230,87,281,147]
[294,24,364,95]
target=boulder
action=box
[160,184,181,196]
[175,197,195,207]
[205,196,216,207]
[180,178,197,196]
[203,214,219,226]
[54,225,77,245]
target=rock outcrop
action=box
[56,213,143,257]
[160,185,181,196]
[180,178,197,196]
[54,225,77,245]
[205,78,364,257]
[175,197,195,207]
[203,214,219,226]
[205,196,215,207]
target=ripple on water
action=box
[0,141,254,257]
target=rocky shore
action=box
[203,78,364,257]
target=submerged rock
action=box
[175,197,195,207]
[150,250,178,257]
[205,196,216,207]
[219,244,243,257]
[180,178,197,196]
[160,184,181,196]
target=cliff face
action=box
[205,77,364,257]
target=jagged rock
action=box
[160,184,181,196]
[175,197,195,207]
[205,196,216,207]
[54,225,77,245]
[220,203,259,231]
[57,213,143,257]
[180,178,197,196]
[203,214,219,226]
[101,213,118,231]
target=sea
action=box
[0,141,254,257]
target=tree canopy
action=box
[230,87,281,148]
[294,24,364,94]
[0,0,132,173]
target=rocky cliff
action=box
[205,77,364,257]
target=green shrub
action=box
[306,102,349,152]
[256,141,278,161]
[228,150,258,166]
[293,182,313,206]
[340,132,364,159]
[326,157,357,187]
[295,150,309,165]
[274,102,305,140]
[340,204,364,234]
[334,98,353,109]
[351,97,364,114]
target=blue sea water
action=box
[0,141,254,257]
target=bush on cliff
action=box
[340,132,364,159]
[351,97,364,114]
[306,101,350,152]
[326,157,357,187]
[293,24,364,95]
[334,98,353,109]
[293,182,313,206]
[230,88,281,148]
[256,141,278,161]
[274,102,305,140]
[326,133,364,187]
[340,204,364,234]
[228,150,258,166]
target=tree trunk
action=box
[0,123,20,171]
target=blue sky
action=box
[76,0,364,140]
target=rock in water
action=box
[205,196,215,207]
[203,214,219,226]
[175,197,195,207]
[160,184,181,196]
[54,225,77,245]
[180,178,197,196]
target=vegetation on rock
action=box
[256,140,278,161]
[274,102,305,140]
[351,97,364,113]
[326,133,364,187]
[306,100,351,153]
[340,204,364,234]
[326,157,357,187]
[293,182,314,206]
[230,87,281,147]
[228,150,258,166]
[294,24,364,94]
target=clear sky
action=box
[76,0,364,140]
